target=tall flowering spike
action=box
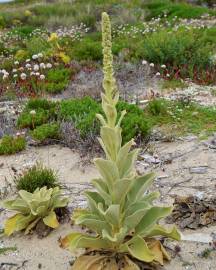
[96,12,126,160]
[102,12,117,102]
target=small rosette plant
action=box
[61,12,180,269]
[4,186,68,236]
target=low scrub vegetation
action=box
[0,0,215,100]
[17,97,216,149]
[144,0,216,20]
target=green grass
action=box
[16,164,59,193]
[162,79,187,90]
[144,99,216,136]
[0,135,26,155]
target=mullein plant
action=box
[61,12,180,269]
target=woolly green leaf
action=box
[18,190,33,204]
[118,148,139,179]
[61,233,110,250]
[101,126,121,160]
[125,202,150,230]
[96,113,107,126]
[75,214,111,234]
[3,198,29,214]
[91,178,112,205]
[15,214,35,229]
[94,158,119,186]
[116,110,126,127]
[113,178,132,204]
[43,210,59,228]
[127,173,155,204]
[120,236,155,262]
[135,206,173,235]
[85,191,105,216]
[4,214,24,236]
[102,226,127,243]
[146,224,181,241]
[141,191,160,204]
[104,204,120,226]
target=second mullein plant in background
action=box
[61,12,180,269]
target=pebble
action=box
[141,154,161,164]
[189,166,208,174]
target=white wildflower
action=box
[46,63,52,69]
[33,64,39,71]
[20,73,27,80]
[30,110,36,115]
[142,60,147,65]
[150,63,154,67]
[32,54,38,60]
[39,74,45,80]
[3,74,9,80]
[40,63,46,69]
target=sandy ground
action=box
[0,145,98,189]
[0,139,216,270]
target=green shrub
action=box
[59,97,102,138]
[47,68,71,83]
[144,0,214,20]
[44,82,68,94]
[17,109,49,129]
[72,37,102,61]
[136,28,212,70]
[17,99,57,129]
[30,123,60,142]
[26,36,50,55]
[0,16,6,28]
[16,164,59,193]
[0,135,26,155]
[7,25,37,39]
[59,97,151,142]
[14,49,29,61]
[44,68,71,94]
[26,98,56,110]
[147,99,168,116]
